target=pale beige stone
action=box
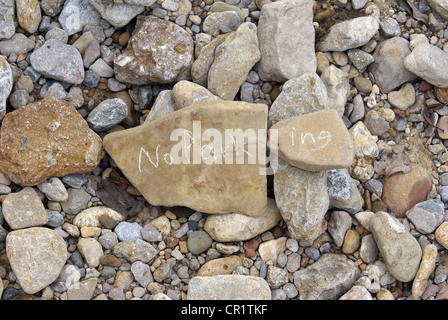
[204,198,282,242]
[73,206,125,228]
[172,80,221,109]
[436,221,448,249]
[103,100,268,216]
[269,109,354,171]
[6,227,68,294]
[197,255,244,276]
[412,244,438,299]
[258,237,287,264]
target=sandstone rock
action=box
[0,55,12,121]
[6,227,68,294]
[30,39,85,84]
[435,221,448,249]
[293,253,360,300]
[67,278,97,300]
[0,96,104,186]
[256,0,316,83]
[404,42,448,88]
[88,0,144,28]
[316,16,379,52]
[258,237,287,264]
[320,65,350,117]
[16,0,41,33]
[197,255,244,276]
[209,2,245,22]
[207,22,260,100]
[103,100,268,217]
[274,159,328,242]
[412,244,437,299]
[269,109,354,171]
[172,80,221,109]
[369,37,417,93]
[203,198,282,242]
[0,0,15,40]
[114,16,193,85]
[328,210,352,247]
[387,83,416,110]
[187,275,271,300]
[191,34,228,87]
[2,187,48,230]
[342,230,360,254]
[77,237,103,268]
[370,211,422,282]
[382,163,432,218]
[268,73,329,127]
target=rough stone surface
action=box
[293,254,360,300]
[73,206,124,228]
[370,211,423,282]
[30,39,85,84]
[59,0,102,35]
[274,159,329,242]
[0,96,104,186]
[268,73,330,127]
[256,0,316,83]
[6,227,68,294]
[113,239,157,263]
[406,199,445,234]
[369,37,417,93]
[0,55,12,121]
[87,98,128,132]
[114,16,194,85]
[320,65,350,117]
[16,0,41,33]
[103,100,267,216]
[382,163,433,218]
[88,0,144,28]
[207,22,260,100]
[269,109,354,171]
[172,80,221,109]
[317,16,379,52]
[187,275,271,300]
[404,42,448,88]
[2,187,48,230]
[203,198,282,242]
[0,0,15,40]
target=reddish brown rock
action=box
[0,96,104,186]
[382,163,432,218]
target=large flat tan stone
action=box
[103,100,268,216]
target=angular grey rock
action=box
[58,0,102,35]
[370,211,422,282]
[256,0,316,83]
[0,56,12,120]
[87,98,128,132]
[293,253,360,300]
[37,177,69,202]
[6,227,68,294]
[41,0,65,16]
[0,33,35,56]
[143,90,177,124]
[364,109,390,136]
[369,37,417,93]
[359,233,378,264]
[131,260,154,288]
[187,275,271,300]
[0,0,15,40]
[317,16,379,52]
[328,210,352,247]
[405,199,445,234]
[61,188,91,215]
[88,0,145,28]
[404,42,448,88]
[347,49,374,71]
[89,58,114,78]
[274,159,329,243]
[320,65,350,117]
[268,72,329,127]
[30,39,85,84]
[114,221,143,241]
[203,11,241,35]
[207,22,260,100]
